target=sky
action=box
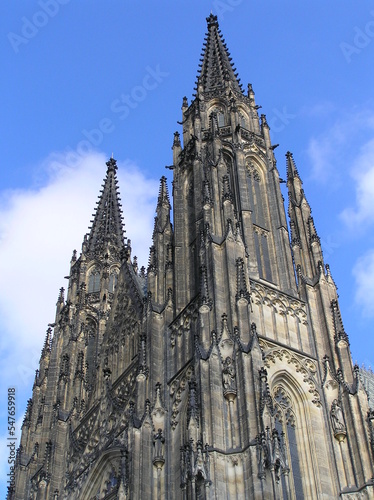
[1,1,374,495]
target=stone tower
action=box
[13,14,374,500]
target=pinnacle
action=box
[106,157,118,173]
[331,300,349,345]
[206,13,219,29]
[157,176,171,208]
[286,151,299,180]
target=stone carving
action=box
[180,439,211,491]
[169,364,195,429]
[331,399,346,441]
[222,357,237,401]
[170,300,199,347]
[259,338,321,407]
[153,429,165,469]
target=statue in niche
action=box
[222,357,236,394]
[331,399,346,436]
[153,429,165,469]
[154,429,165,457]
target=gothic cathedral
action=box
[12,14,374,500]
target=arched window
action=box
[212,107,226,128]
[246,160,273,282]
[274,386,304,499]
[108,272,118,293]
[105,470,118,495]
[217,111,225,127]
[85,319,97,391]
[88,269,101,293]
[247,165,266,228]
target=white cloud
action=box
[353,249,374,317]
[340,137,374,319]
[340,138,374,229]
[307,136,334,182]
[0,151,158,394]
[301,101,336,118]
[306,108,374,183]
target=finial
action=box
[106,157,117,172]
[206,13,218,28]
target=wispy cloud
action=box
[305,107,374,320]
[333,114,374,318]
[352,249,374,316]
[306,107,374,183]
[340,137,374,229]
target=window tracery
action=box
[108,271,118,293]
[88,268,101,293]
[274,386,304,499]
[246,159,273,282]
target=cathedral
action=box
[12,14,374,499]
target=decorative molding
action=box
[259,338,321,407]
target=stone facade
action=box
[12,14,374,500]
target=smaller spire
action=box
[260,114,269,129]
[236,257,250,302]
[157,176,171,209]
[154,177,171,236]
[286,151,299,180]
[331,300,350,345]
[259,367,274,416]
[148,246,157,274]
[200,265,211,308]
[57,287,65,304]
[247,83,255,99]
[173,131,181,147]
[203,176,212,207]
[41,328,52,358]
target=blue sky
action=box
[1,1,374,495]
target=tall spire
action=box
[196,14,243,95]
[86,157,125,256]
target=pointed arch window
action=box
[212,108,226,128]
[108,271,118,293]
[217,111,225,127]
[246,160,273,282]
[88,269,101,293]
[239,113,247,128]
[104,470,118,496]
[274,386,304,500]
[247,166,266,228]
[85,319,97,391]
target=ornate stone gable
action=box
[259,337,322,407]
[66,359,137,496]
